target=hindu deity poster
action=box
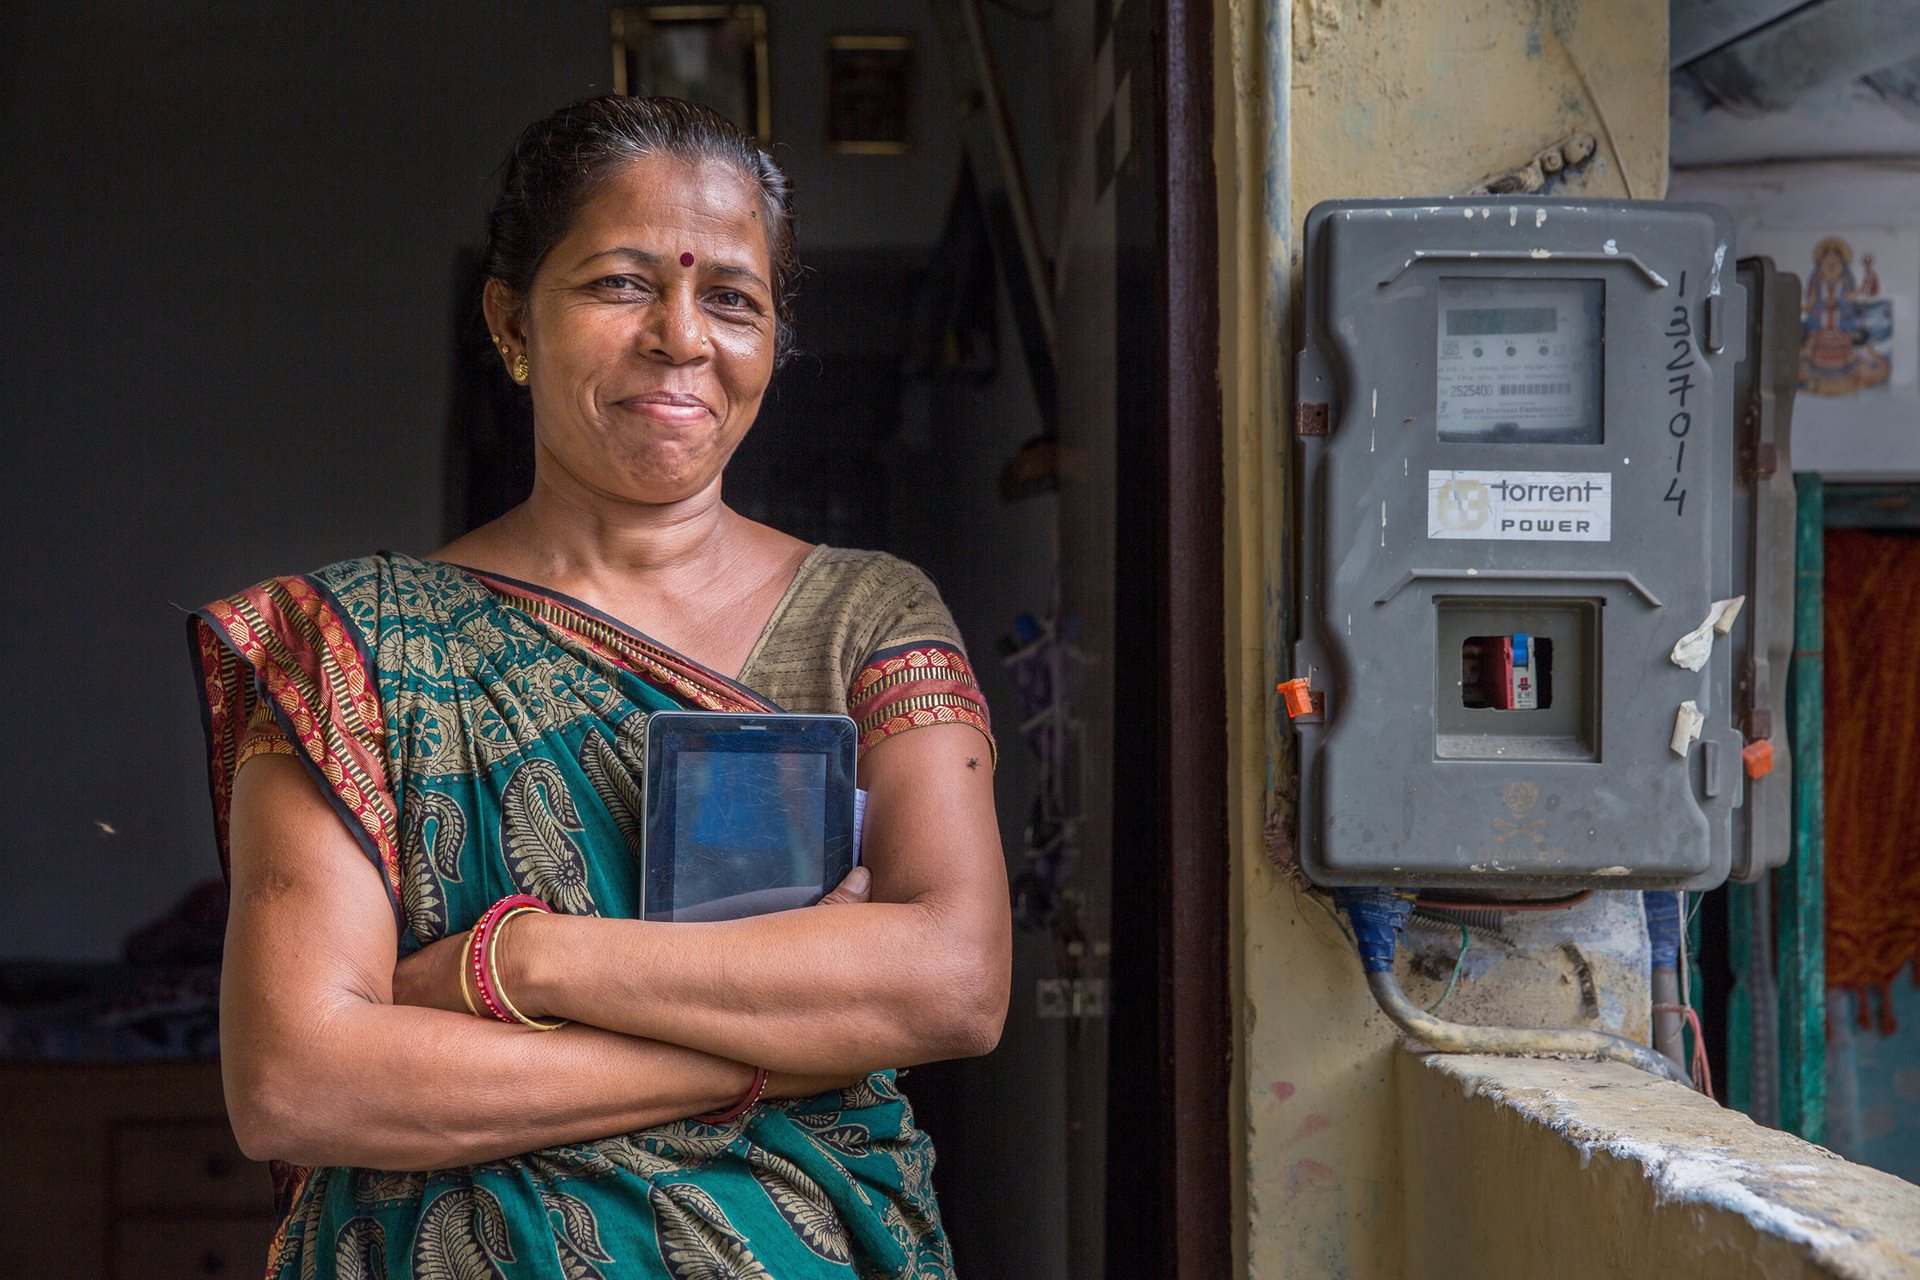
[1669,163,1920,479]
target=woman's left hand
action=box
[392,930,474,1014]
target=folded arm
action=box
[486,723,1012,1076]
[221,755,837,1172]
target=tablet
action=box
[640,711,860,923]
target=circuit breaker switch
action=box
[1510,632,1538,711]
[1461,632,1552,711]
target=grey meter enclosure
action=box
[1293,197,1748,891]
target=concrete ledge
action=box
[1401,1053,1920,1279]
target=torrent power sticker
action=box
[1426,470,1612,542]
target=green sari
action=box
[191,553,990,1279]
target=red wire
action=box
[1653,1002,1716,1101]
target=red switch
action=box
[1742,739,1775,779]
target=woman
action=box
[190,95,1009,1279]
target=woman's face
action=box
[498,152,778,507]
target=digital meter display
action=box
[1435,278,1603,444]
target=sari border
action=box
[188,575,403,916]
[305,562,379,677]
[434,560,783,714]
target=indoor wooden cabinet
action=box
[0,1061,277,1279]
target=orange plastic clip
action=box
[1742,738,1774,779]
[1278,678,1315,719]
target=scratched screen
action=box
[664,749,829,921]
[1434,277,1603,445]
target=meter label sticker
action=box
[1427,470,1611,541]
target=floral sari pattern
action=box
[191,554,957,1279]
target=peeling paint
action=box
[1424,1057,1920,1273]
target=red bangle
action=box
[695,1067,769,1125]
[467,894,552,1024]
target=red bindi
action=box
[680,252,695,267]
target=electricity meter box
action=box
[1292,197,1747,891]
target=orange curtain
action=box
[1824,528,1920,1032]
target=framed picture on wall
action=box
[1669,161,1920,480]
[826,35,913,155]
[612,5,771,145]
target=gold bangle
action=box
[456,929,480,1017]
[487,907,567,1031]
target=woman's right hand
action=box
[815,866,871,907]
[749,870,873,1101]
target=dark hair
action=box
[484,95,800,363]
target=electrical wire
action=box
[1338,888,1691,1085]
[1678,891,1694,1012]
[1427,924,1471,1013]
[1367,967,1692,1084]
[1302,888,1357,947]
[1654,1002,1717,1100]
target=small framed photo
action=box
[612,5,772,145]
[827,35,913,155]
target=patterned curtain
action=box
[1825,528,1920,1031]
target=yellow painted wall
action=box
[1214,1,1669,1273]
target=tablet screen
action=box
[642,713,858,923]
[669,750,828,913]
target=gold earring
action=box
[511,353,529,384]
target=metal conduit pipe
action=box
[1651,967,1686,1064]
[1338,887,1693,1087]
[1645,890,1688,1066]
[1365,967,1694,1086]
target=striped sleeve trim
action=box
[849,642,996,765]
